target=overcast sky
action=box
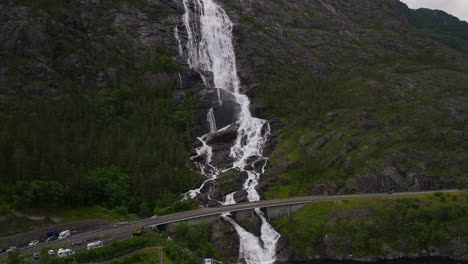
[401,0,468,22]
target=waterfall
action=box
[207,107,217,133]
[174,26,183,56]
[179,0,280,263]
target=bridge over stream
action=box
[0,190,457,261]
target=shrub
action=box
[457,178,468,190]
[114,206,128,216]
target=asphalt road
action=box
[0,190,458,261]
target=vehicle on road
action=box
[46,230,59,238]
[45,235,57,242]
[48,250,55,256]
[32,252,40,260]
[132,226,144,237]
[29,240,40,247]
[387,192,393,194]
[6,247,16,252]
[57,248,75,258]
[150,215,158,219]
[87,241,103,250]
[59,230,70,239]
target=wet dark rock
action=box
[205,123,239,167]
[203,170,248,202]
[195,88,241,136]
[233,189,249,203]
[206,124,239,145]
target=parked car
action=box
[29,240,40,247]
[57,248,75,258]
[32,252,40,260]
[58,230,70,239]
[6,247,16,252]
[48,250,55,256]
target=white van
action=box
[58,230,70,239]
[87,241,103,250]
[57,248,75,258]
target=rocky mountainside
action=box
[216,0,468,199]
[1,0,467,207]
[1,0,468,263]
[1,0,467,210]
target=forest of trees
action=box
[0,48,203,215]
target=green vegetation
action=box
[154,199,199,216]
[410,8,468,54]
[0,2,202,217]
[275,192,468,257]
[100,248,172,264]
[458,178,468,190]
[173,223,220,260]
[261,48,466,199]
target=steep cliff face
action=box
[216,0,468,199]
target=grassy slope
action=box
[274,192,468,258]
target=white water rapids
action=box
[176,0,281,263]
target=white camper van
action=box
[87,241,103,250]
[58,230,70,239]
[57,248,75,258]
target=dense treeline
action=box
[0,50,202,215]
[0,0,206,216]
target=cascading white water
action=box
[207,107,217,133]
[179,0,280,263]
[174,26,183,56]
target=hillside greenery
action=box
[260,46,467,199]
[275,192,468,257]
[0,1,202,216]
[409,8,468,54]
